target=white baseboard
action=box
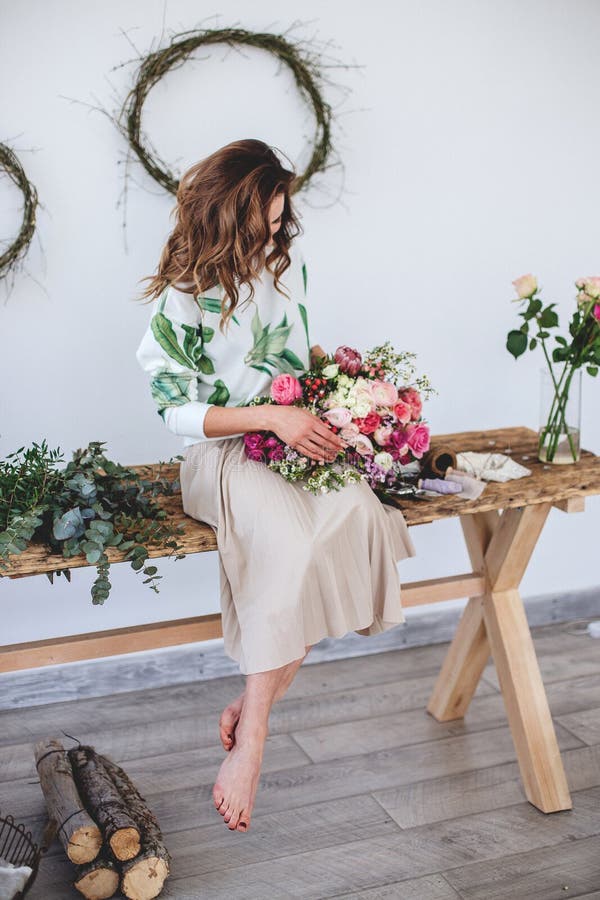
[1,586,599,711]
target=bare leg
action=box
[219,644,312,752]
[212,648,312,833]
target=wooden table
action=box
[2,426,600,814]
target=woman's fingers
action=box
[311,422,346,452]
[314,421,347,449]
[300,436,343,462]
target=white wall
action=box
[1,0,599,645]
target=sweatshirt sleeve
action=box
[135,288,240,442]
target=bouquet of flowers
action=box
[243,341,436,494]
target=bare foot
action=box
[219,691,245,752]
[212,729,265,832]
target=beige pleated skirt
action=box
[179,435,417,675]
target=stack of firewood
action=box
[34,739,171,900]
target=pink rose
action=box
[398,387,422,420]
[575,276,600,300]
[393,399,412,425]
[405,422,430,459]
[512,273,538,299]
[594,303,600,322]
[246,447,266,462]
[268,444,285,461]
[388,428,409,460]
[369,379,398,406]
[373,424,393,446]
[270,373,303,405]
[244,433,264,452]
[322,407,353,428]
[353,411,381,434]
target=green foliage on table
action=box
[0,440,187,604]
[506,274,600,462]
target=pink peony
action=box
[373,424,393,446]
[270,373,303,405]
[398,387,422,420]
[369,379,398,407]
[353,411,381,434]
[512,273,538,299]
[405,422,430,459]
[268,444,285,461]
[350,433,374,456]
[322,407,353,428]
[340,422,360,441]
[334,345,362,376]
[393,399,412,425]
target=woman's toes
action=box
[236,812,250,832]
[213,786,225,810]
[226,809,241,829]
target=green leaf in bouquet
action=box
[279,347,306,371]
[507,330,528,358]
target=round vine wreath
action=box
[119,26,335,196]
[0,142,38,281]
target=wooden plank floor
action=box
[1,619,600,899]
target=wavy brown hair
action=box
[137,139,303,334]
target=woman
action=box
[135,139,417,834]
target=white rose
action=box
[374,451,394,471]
[322,363,340,379]
[351,398,372,418]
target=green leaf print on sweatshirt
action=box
[244,307,306,376]
[151,313,216,375]
[151,314,193,368]
[196,296,240,326]
[151,371,196,409]
[207,379,230,405]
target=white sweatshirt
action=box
[135,241,311,448]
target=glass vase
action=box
[538,366,581,464]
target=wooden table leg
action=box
[428,501,572,814]
[427,510,497,720]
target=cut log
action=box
[99,752,171,900]
[73,853,120,899]
[68,746,141,862]
[34,738,102,864]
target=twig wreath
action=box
[0,142,38,283]
[115,23,353,196]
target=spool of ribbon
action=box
[418,478,463,494]
[420,445,457,478]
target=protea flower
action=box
[334,345,362,376]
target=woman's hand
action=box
[265,405,348,463]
